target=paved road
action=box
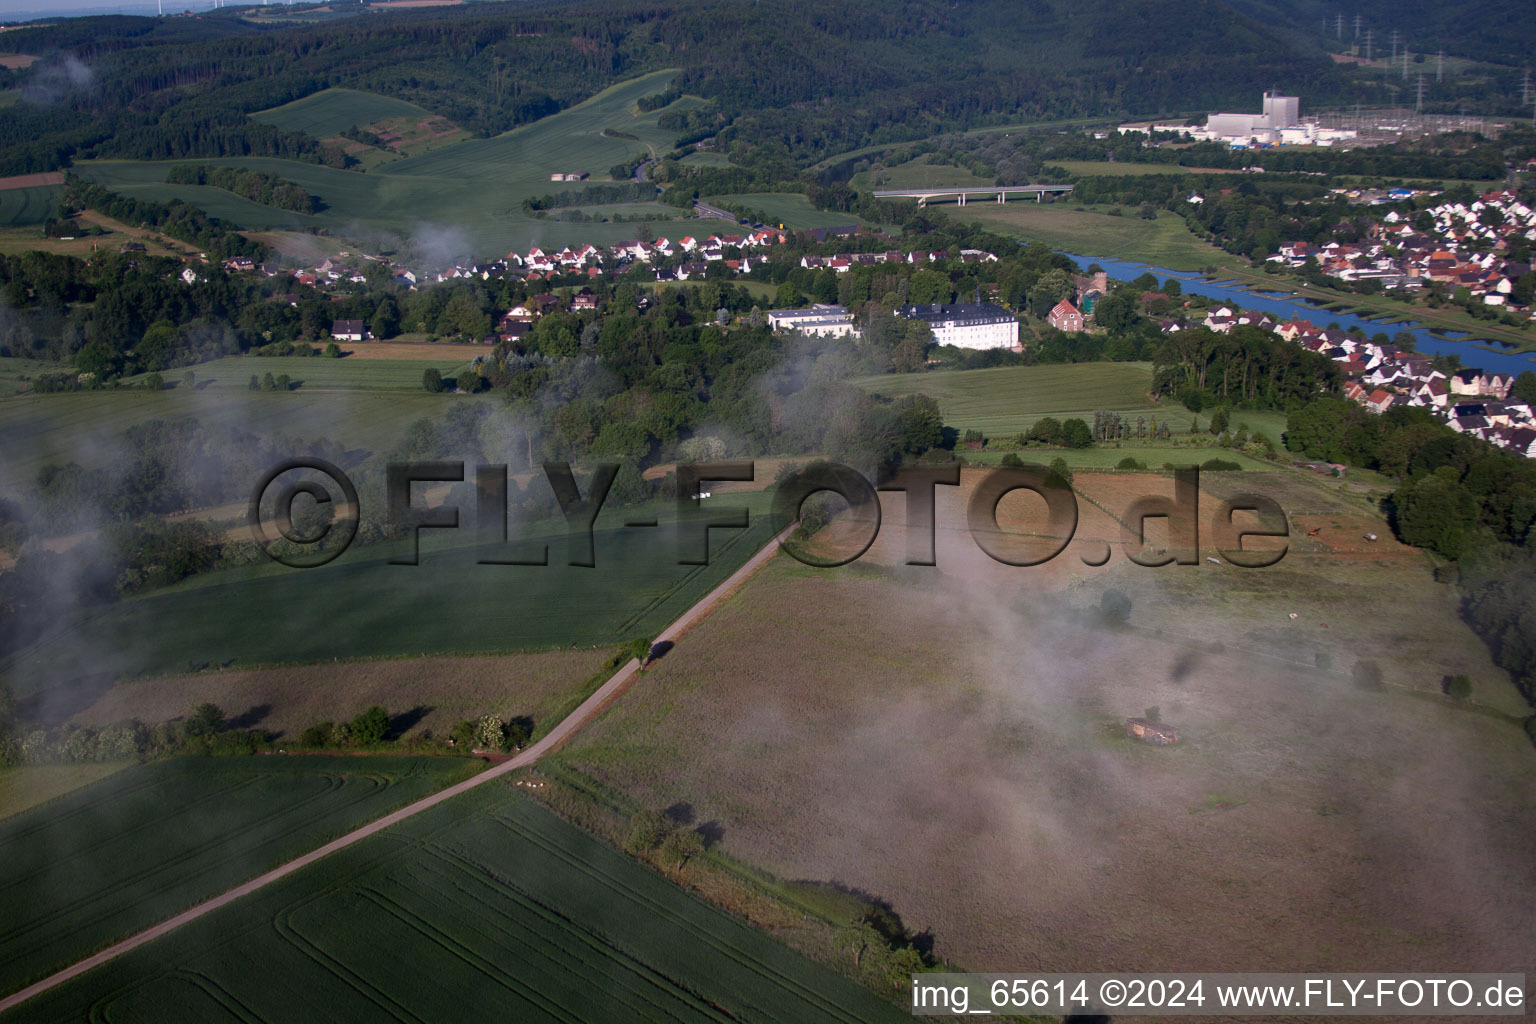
[692,200,739,222]
[0,525,793,1015]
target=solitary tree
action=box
[630,636,653,665]
[659,827,704,868]
[185,702,225,738]
[624,809,672,854]
[834,919,885,969]
[423,368,444,393]
[349,706,390,745]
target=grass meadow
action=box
[0,388,475,493]
[5,491,781,696]
[848,160,993,192]
[6,786,910,1023]
[554,476,1536,977]
[74,71,705,253]
[855,363,1289,441]
[0,755,483,1000]
[127,354,478,392]
[0,185,61,227]
[947,203,1230,270]
[0,762,130,821]
[251,88,442,142]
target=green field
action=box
[251,88,442,142]
[857,362,1154,434]
[857,363,1287,441]
[73,71,706,253]
[0,755,483,999]
[562,201,677,220]
[7,785,908,1023]
[945,204,1227,271]
[0,357,71,397]
[678,150,735,168]
[0,389,477,494]
[704,193,867,230]
[129,354,478,392]
[0,762,130,821]
[0,185,61,227]
[7,490,780,694]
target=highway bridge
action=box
[871,184,1074,206]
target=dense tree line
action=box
[524,180,656,212]
[1153,325,1344,409]
[165,164,321,214]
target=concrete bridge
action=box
[871,184,1074,207]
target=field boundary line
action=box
[0,525,793,1014]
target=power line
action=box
[1364,29,1374,62]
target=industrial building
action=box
[896,303,1019,350]
[1120,91,1358,148]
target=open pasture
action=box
[856,362,1155,434]
[0,389,473,493]
[0,755,482,1000]
[251,88,447,145]
[556,505,1536,977]
[8,787,909,1023]
[954,204,1229,271]
[5,492,780,695]
[856,363,1288,441]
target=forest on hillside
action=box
[0,0,1358,177]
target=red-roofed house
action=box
[1048,300,1084,332]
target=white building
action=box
[896,303,1019,350]
[767,304,860,338]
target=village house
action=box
[331,320,368,342]
[1048,300,1085,332]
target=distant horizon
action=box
[0,0,286,22]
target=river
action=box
[1057,252,1536,379]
